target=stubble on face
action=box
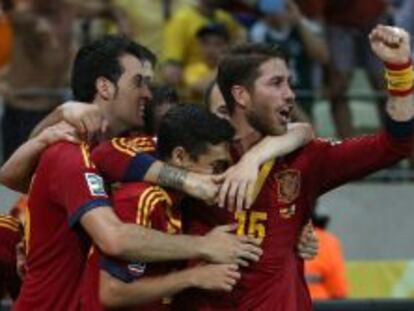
[244,58,293,136]
[112,55,154,133]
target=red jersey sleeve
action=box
[91,135,157,183]
[310,130,412,195]
[100,184,179,282]
[0,215,22,264]
[0,215,22,299]
[43,142,111,227]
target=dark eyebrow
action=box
[269,75,293,85]
[133,74,153,86]
[134,74,143,84]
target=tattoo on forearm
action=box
[157,164,188,190]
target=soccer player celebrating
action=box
[82,105,241,311]
[10,36,263,311]
[174,25,414,310]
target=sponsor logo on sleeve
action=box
[84,173,107,196]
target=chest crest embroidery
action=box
[275,169,301,219]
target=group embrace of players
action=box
[0,24,413,311]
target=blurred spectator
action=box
[392,0,414,58]
[218,0,259,28]
[69,0,132,45]
[305,211,348,300]
[0,0,13,71]
[144,85,180,136]
[295,0,325,22]
[0,213,23,302]
[323,0,388,138]
[162,0,245,90]
[0,0,128,162]
[250,0,329,119]
[1,0,75,161]
[111,0,192,57]
[184,23,230,102]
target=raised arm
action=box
[309,25,414,196]
[369,25,414,121]
[99,264,240,308]
[218,123,314,211]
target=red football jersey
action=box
[176,131,412,311]
[14,142,110,311]
[91,135,156,183]
[0,214,22,300]
[81,182,182,311]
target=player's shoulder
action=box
[41,141,95,171]
[109,135,156,156]
[0,214,21,233]
[114,183,172,204]
[42,141,89,159]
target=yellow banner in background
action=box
[347,261,414,298]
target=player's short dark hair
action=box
[202,80,216,112]
[217,42,288,114]
[144,85,180,135]
[71,35,156,102]
[157,105,235,161]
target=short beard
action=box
[246,110,285,136]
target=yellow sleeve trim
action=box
[0,215,20,227]
[80,143,94,169]
[251,159,276,204]
[136,186,173,227]
[112,137,155,157]
[24,207,30,255]
[0,222,19,232]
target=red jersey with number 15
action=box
[176,130,412,311]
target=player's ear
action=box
[231,85,250,109]
[170,146,188,167]
[96,77,116,100]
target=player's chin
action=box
[269,123,288,136]
[132,115,145,129]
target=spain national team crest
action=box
[275,169,301,204]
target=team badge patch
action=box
[275,169,301,204]
[84,173,107,196]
